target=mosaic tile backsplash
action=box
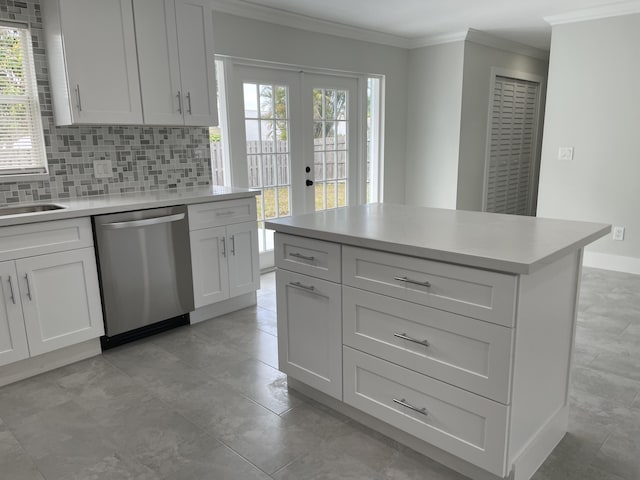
[0,0,212,205]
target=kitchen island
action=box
[266,204,610,480]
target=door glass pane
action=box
[313,88,348,212]
[243,82,291,254]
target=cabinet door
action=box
[175,0,218,126]
[133,0,184,125]
[58,0,142,124]
[190,226,229,308]
[17,248,104,357]
[0,261,29,367]
[227,222,260,298]
[276,270,342,399]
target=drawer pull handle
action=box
[393,276,431,288]
[289,252,315,261]
[393,398,428,416]
[289,281,316,293]
[394,332,430,348]
[216,211,236,216]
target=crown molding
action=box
[545,1,640,25]
[209,0,412,49]
[464,28,549,60]
[408,31,468,49]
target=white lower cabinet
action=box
[0,261,29,367]
[0,218,104,369]
[191,226,229,306]
[276,269,342,400]
[190,220,259,309]
[227,221,260,298]
[17,248,104,357]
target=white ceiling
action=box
[212,0,640,50]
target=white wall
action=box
[211,12,409,204]
[457,41,548,212]
[405,41,465,208]
[537,14,640,272]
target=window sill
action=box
[0,173,50,183]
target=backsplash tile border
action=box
[0,0,212,205]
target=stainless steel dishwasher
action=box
[93,205,194,348]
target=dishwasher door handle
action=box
[101,213,185,230]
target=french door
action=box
[224,61,361,268]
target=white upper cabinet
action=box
[43,0,217,126]
[133,0,218,126]
[42,0,143,125]
[175,0,218,126]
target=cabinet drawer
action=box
[343,286,513,403]
[343,347,508,477]
[275,233,341,283]
[188,198,256,230]
[0,218,93,262]
[342,246,516,327]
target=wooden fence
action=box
[211,138,346,187]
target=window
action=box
[0,23,47,176]
[366,77,383,203]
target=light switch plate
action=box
[558,147,574,161]
[94,160,113,179]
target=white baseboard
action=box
[0,339,102,388]
[582,251,640,275]
[189,292,257,324]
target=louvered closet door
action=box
[486,76,540,215]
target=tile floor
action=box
[0,269,639,480]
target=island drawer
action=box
[343,346,509,477]
[275,233,341,282]
[342,246,517,327]
[188,198,256,230]
[343,286,513,403]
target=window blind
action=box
[0,23,47,175]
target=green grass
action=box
[256,183,346,220]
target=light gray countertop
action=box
[0,186,259,227]
[265,204,611,274]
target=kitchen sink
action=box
[0,203,67,216]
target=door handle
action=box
[306,179,314,186]
[230,235,236,255]
[7,276,16,304]
[177,91,183,114]
[24,274,32,301]
[101,213,185,230]
[221,236,227,257]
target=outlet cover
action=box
[558,147,574,161]
[94,160,113,179]
[613,226,625,241]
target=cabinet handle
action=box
[394,332,430,348]
[75,84,82,111]
[231,235,236,255]
[177,91,183,114]
[7,276,16,304]
[221,236,227,258]
[186,92,192,115]
[289,252,315,261]
[216,211,235,217]
[24,274,32,301]
[393,276,431,288]
[288,281,316,293]
[393,398,428,416]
